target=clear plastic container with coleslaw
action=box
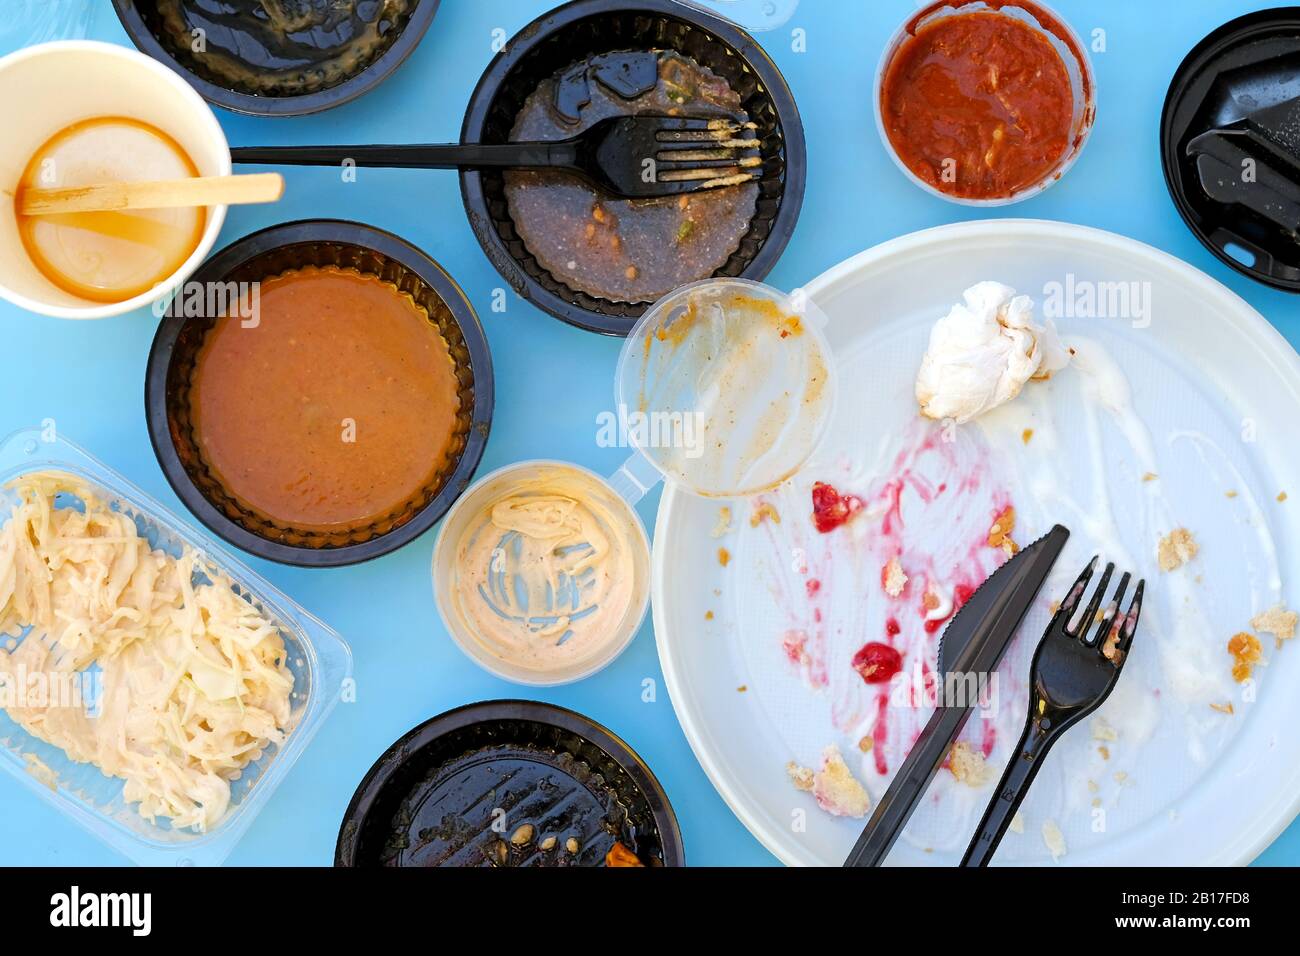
[0,426,352,866]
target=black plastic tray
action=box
[112,0,440,116]
[1161,7,1300,291]
[459,0,806,336]
[145,219,494,567]
[335,700,684,867]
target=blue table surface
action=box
[1,0,1297,867]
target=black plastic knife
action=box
[842,523,1070,867]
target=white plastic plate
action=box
[653,220,1300,866]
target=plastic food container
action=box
[336,699,684,866]
[432,278,834,685]
[112,0,441,117]
[0,427,352,866]
[145,219,494,568]
[459,0,806,336]
[874,0,1095,206]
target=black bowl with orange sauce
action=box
[145,219,493,567]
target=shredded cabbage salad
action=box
[0,472,295,832]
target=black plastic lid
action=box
[1162,7,1300,291]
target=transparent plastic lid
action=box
[613,278,835,499]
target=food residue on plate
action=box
[1252,604,1297,648]
[710,506,734,538]
[1042,819,1067,862]
[986,504,1019,556]
[1228,632,1263,683]
[915,282,1071,423]
[788,745,872,818]
[881,556,908,597]
[750,502,781,527]
[1157,527,1199,572]
[0,472,295,831]
[947,742,991,787]
[504,50,758,303]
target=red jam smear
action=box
[811,481,863,533]
[852,642,903,685]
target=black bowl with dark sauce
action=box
[335,700,684,867]
[460,0,806,336]
[112,0,440,116]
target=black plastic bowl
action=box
[460,0,806,336]
[145,219,494,568]
[335,700,684,867]
[112,0,440,116]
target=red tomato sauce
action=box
[880,10,1077,200]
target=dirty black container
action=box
[460,0,806,335]
[1162,7,1300,291]
[112,0,440,116]
[335,700,684,866]
[145,219,493,567]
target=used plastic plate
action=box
[653,220,1300,866]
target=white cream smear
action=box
[731,290,1287,862]
[446,465,647,678]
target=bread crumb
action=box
[1042,819,1067,861]
[1210,701,1234,715]
[1114,772,1128,784]
[704,610,713,620]
[1091,797,1101,808]
[1098,745,1109,760]
[987,505,1018,556]
[857,736,873,753]
[750,502,781,527]
[710,506,733,538]
[810,745,871,818]
[882,556,908,598]
[786,761,814,792]
[1279,491,1289,503]
[1225,490,1238,499]
[948,741,991,786]
[1157,527,1198,571]
[1228,631,1263,682]
[1022,428,1034,444]
[1251,604,1297,648]
[1009,811,1025,834]
[736,685,746,692]
[1091,718,1118,742]
[1142,472,1157,482]
[717,547,730,567]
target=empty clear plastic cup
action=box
[433,278,836,685]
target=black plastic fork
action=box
[960,557,1145,866]
[231,115,764,199]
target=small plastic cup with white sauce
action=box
[433,278,837,685]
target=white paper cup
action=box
[0,40,230,319]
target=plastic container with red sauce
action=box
[875,0,1095,205]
